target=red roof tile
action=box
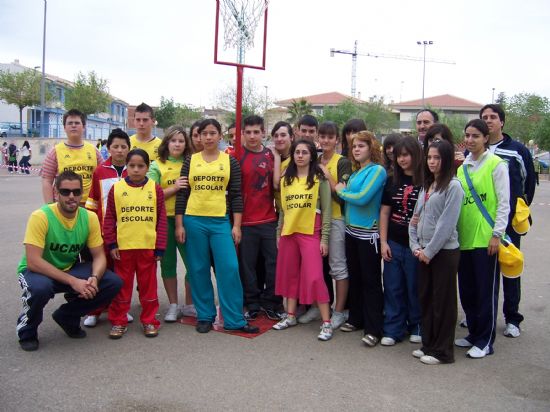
[392,94,483,109]
[275,91,364,106]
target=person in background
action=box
[415,109,439,147]
[382,133,402,174]
[18,140,32,175]
[341,118,367,158]
[129,103,161,162]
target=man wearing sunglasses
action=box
[16,171,122,351]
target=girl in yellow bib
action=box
[147,126,196,322]
[272,139,333,341]
[104,149,167,339]
[174,119,258,334]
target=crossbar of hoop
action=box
[214,0,269,159]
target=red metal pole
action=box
[235,65,244,159]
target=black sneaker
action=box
[196,321,213,333]
[52,310,86,339]
[262,308,283,320]
[19,338,39,351]
[225,323,259,334]
[245,310,259,321]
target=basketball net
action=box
[220,0,268,54]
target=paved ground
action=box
[0,172,549,411]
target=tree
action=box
[215,77,270,123]
[502,93,550,143]
[288,98,313,123]
[155,96,202,129]
[434,110,467,143]
[0,69,42,134]
[534,115,550,151]
[64,71,111,115]
[320,97,397,135]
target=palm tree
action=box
[288,98,313,122]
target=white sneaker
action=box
[381,337,396,346]
[127,313,134,323]
[504,323,520,338]
[318,322,333,341]
[420,355,441,365]
[330,311,347,329]
[409,334,422,344]
[298,307,321,324]
[182,304,197,318]
[454,337,473,347]
[467,345,491,359]
[273,315,297,330]
[459,318,468,328]
[412,349,425,358]
[83,315,98,327]
[164,304,180,322]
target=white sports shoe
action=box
[412,349,425,358]
[127,313,134,323]
[420,355,441,365]
[182,304,197,318]
[503,323,520,338]
[318,322,333,341]
[83,315,98,327]
[467,345,491,359]
[298,307,321,324]
[164,304,180,322]
[454,337,473,347]
[409,334,422,344]
[330,311,347,329]
[273,315,297,330]
[381,337,396,346]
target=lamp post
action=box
[40,0,47,137]
[416,40,433,107]
[264,85,268,130]
[492,87,495,103]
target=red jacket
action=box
[85,158,127,231]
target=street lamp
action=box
[40,0,47,137]
[264,85,268,130]
[492,87,495,103]
[416,40,433,107]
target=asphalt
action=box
[0,172,549,412]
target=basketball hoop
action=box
[214,0,269,159]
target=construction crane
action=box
[330,40,455,99]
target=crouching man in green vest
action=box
[16,171,123,351]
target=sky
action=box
[1,0,550,109]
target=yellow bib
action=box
[113,179,157,250]
[156,158,183,217]
[323,153,343,219]
[281,177,319,236]
[55,142,97,203]
[130,135,161,163]
[186,152,230,217]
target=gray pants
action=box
[238,221,281,311]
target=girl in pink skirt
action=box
[272,139,333,341]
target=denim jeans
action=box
[382,240,421,340]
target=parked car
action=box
[0,124,25,137]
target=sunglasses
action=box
[58,188,82,197]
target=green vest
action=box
[17,205,90,273]
[457,153,503,250]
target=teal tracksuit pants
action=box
[183,215,246,329]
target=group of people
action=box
[2,140,32,174]
[16,103,535,367]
